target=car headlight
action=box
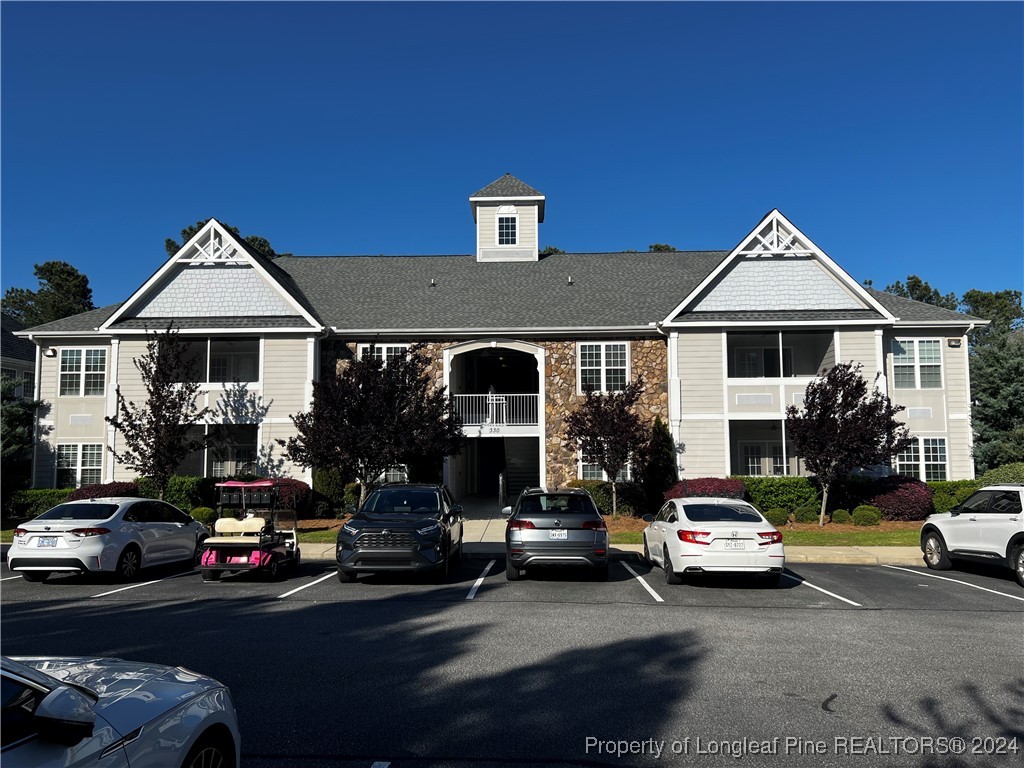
[341,523,358,536]
[417,522,441,536]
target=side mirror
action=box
[450,505,464,516]
[501,506,513,518]
[346,504,358,516]
[948,506,960,516]
[34,685,96,747]
[642,514,654,523]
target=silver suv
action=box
[502,487,609,581]
[920,484,1024,587]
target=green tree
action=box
[1,376,45,507]
[785,363,912,526]
[564,377,647,516]
[105,325,210,498]
[165,219,290,259]
[883,275,958,311]
[648,243,677,252]
[280,344,464,506]
[970,330,1024,471]
[539,245,565,256]
[961,288,1024,347]
[2,262,95,327]
[635,415,679,513]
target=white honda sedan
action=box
[643,497,785,585]
[8,498,208,582]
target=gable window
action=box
[357,344,409,365]
[57,443,103,487]
[895,437,947,481]
[59,349,106,396]
[578,342,628,393]
[892,339,942,389]
[496,205,518,246]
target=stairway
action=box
[503,437,540,500]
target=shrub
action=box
[869,476,933,521]
[735,476,818,512]
[272,477,312,512]
[343,483,362,512]
[189,507,217,526]
[928,480,982,514]
[137,475,216,509]
[830,509,852,524]
[979,462,1024,485]
[566,479,644,516]
[764,508,790,527]
[663,477,744,500]
[7,489,73,520]
[68,481,140,501]
[853,506,881,526]
[313,468,349,513]
[794,505,820,523]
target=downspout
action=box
[655,322,682,477]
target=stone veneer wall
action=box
[327,337,668,485]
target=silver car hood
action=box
[12,656,223,734]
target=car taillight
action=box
[13,528,28,537]
[69,528,111,537]
[581,519,607,531]
[508,519,536,530]
[758,531,783,545]
[677,530,711,545]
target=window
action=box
[895,437,947,481]
[357,344,409,365]
[742,445,764,476]
[578,342,628,392]
[496,205,518,246]
[580,454,631,482]
[209,339,259,382]
[59,349,106,396]
[21,370,34,399]
[734,348,794,378]
[57,443,103,487]
[892,339,942,389]
[2,674,48,748]
[209,425,258,477]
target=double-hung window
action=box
[496,205,518,246]
[892,339,942,389]
[57,443,103,487]
[580,453,631,482]
[895,437,947,481]
[59,349,106,396]
[578,342,628,393]
[357,344,409,365]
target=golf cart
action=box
[199,480,300,581]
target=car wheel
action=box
[21,572,49,582]
[922,532,952,570]
[433,548,450,583]
[193,538,207,566]
[505,558,521,581]
[181,730,235,768]
[642,534,651,565]
[337,567,357,583]
[116,546,141,582]
[1012,544,1024,588]
[663,547,683,585]
[201,569,221,582]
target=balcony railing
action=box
[453,394,539,426]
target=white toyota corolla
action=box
[642,497,785,585]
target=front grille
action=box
[359,555,414,566]
[357,532,417,549]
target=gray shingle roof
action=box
[1,313,36,361]
[276,251,727,332]
[866,288,985,323]
[18,304,122,334]
[471,173,543,198]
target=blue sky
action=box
[2,1,1022,310]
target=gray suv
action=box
[501,487,609,581]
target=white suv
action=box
[920,484,1024,587]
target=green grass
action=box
[779,528,919,546]
[1,529,14,544]
[611,532,644,545]
[297,530,340,544]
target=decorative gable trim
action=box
[100,219,322,332]
[660,209,895,326]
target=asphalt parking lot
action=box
[2,554,1022,767]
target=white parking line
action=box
[466,560,495,600]
[881,565,1024,603]
[1,575,22,582]
[781,572,862,607]
[277,571,336,599]
[371,762,391,768]
[622,562,664,603]
[91,571,195,598]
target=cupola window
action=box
[497,205,518,246]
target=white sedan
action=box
[1,655,239,768]
[643,497,785,585]
[8,497,208,582]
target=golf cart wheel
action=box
[202,569,221,582]
[264,559,280,580]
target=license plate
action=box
[549,529,568,540]
[37,537,58,548]
[724,540,745,550]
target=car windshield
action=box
[682,504,762,523]
[363,489,439,515]
[518,495,598,516]
[35,503,119,521]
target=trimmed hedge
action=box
[794,505,820,523]
[313,468,349,516]
[853,506,881,526]
[566,479,645,516]
[189,507,217,526]
[7,489,74,521]
[764,508,790,527]
[830,509,852,524]
[69,482,140,501]
[663,477,744,500]
[869,476,933,521]
[979,462,1024,485]
[136,475,216,510]
[928,480,982,514]
[733,476,818,513]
